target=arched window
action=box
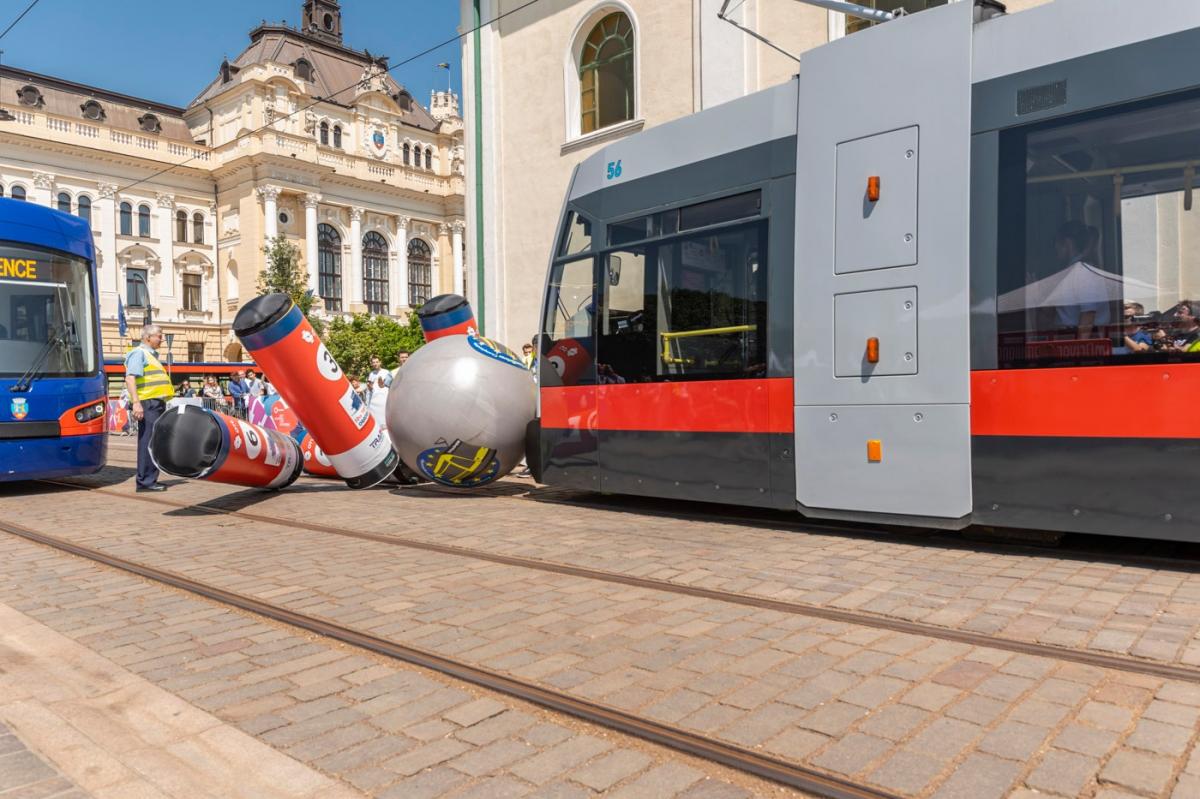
[11,185,26,202]
[57,192,71,214]
[176,210,188,242]
[579,12,635,135]
[77,195,91,225]
[332,125,343,149]
[294,58,313,81]
[362,231,389,315]
[138,204,151,237]
[318,223,342,312]
[319,121,329,146]
[403,143,411,165]
[0,184,4,198]
[424,148,432,170]
[120,201,132,234]
[407,238,432,306]
[138,113,161,134]
[193,212,205,244]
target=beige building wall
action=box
[462,0,1054,347]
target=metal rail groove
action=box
[0,516,898,799]
[41,478,1200,685]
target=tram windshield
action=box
[0,244,97,378]
[998,92,1200,367]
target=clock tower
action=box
[303,0,342,45]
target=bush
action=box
[324,310,424,378]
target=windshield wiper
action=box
[10,331,64,393]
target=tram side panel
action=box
[965,2,1200,543]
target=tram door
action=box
[793,1,974,522]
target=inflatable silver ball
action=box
[385,333,535,488]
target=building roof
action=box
[0,65,195,143]
[187,24,441,132]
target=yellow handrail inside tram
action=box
[660,324,754,366]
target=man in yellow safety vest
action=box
[124,324,172,491]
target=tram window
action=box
[598,222,767,382]
[679,191,760,231]
[608,216,651,247]
[542,256,595,387]
[558,211,593,257]
[997,93,1200,368]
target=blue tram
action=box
[0,198,107,481]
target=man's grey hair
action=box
[141,324,163,341]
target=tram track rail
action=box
[0,513,896,799]
[38,474,1200,685]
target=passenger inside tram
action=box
[997,90,1200,368]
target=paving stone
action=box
[509,735,612,786]
[569,749,653,792]
[456,711,537,746]
[385,738,473,777]
[607,762,706,799]
[901,682,961,712]
[1099,749,1176,796]
[1125,718,1193,757]
[868,750,945,795]
[799,701,868,736]
[930,752,1022,799]
[443,698,508,728]
[1078,701,1136,732]
[810,732,891,776]
[905,718,981,761]
[1053,723,1120,758]
[977,720,1050,762]
[377,766,468,799]
[1027,749,1099,797]
[449,738,534,777]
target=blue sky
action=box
[0,0,464,109]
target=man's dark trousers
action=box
[136,398,165,488]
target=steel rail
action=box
[39,477,1200,685]
[0,515,898,799]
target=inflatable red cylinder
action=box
[298,429,339,478]
[233,295,398,489]
[149,404,302,489]
[417,294,476,342]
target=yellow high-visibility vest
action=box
[126,345,172,401]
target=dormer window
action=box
[323,12,334,31]
[138,113,161,134]
[294,58,313,82]
[395,91,412,112]
[80,100,105,121]
[16,84,43,107]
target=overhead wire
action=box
[115,0,542,193]
[0,0,44,42]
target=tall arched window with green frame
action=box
[580,12,634,135]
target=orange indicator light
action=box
[867,175,881,202]
[866,337,880,364]
[867,440,883,463]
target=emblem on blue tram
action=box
[10,398,28,420]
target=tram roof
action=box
[0,198,95,263]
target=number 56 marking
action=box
[606,160,623,180]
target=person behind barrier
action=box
[124,324,172,492]
[228,370,249,418]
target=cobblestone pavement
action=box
[5,452,1200,798]
[101,443,1200,668]
[0,526,801,798]
[0,720,86,798]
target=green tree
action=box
[323,310,424,378]
[257,236,324,334]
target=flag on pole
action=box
[117,296,127,338]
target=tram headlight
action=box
[75,401,106,423]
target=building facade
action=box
[0,0,465,365]
[459,0,1049,344]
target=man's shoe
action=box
[136,485,167,493]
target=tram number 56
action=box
[606,160,623,180]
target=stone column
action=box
[395,216,410,312]
[349,207,363,307]
[156,194,175,309]
[451,220,465,297]
[97,183,119,294]
[438,223,451,296]
[32,172,55,206]
[257,185,280,240]
[304,193,321,294]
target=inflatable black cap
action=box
[417,294,469,320]
[233,293,292,338]
[149,405,222,478]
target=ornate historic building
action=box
[0,0,465,363]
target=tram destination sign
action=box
[0,255,39,280]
